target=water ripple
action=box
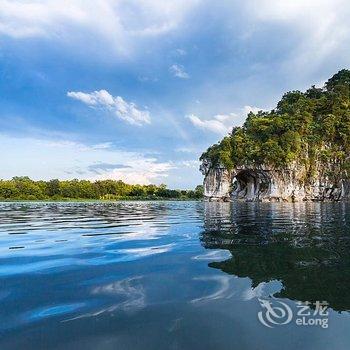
[1,201,350,350]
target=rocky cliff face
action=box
[201,159,350,202]
[200,160,232,201]
[199,71,350,202]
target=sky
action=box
[1,0,350,188]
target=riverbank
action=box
[0,177,203,201]
[0,197,201,202]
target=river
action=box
[1,201,349,349]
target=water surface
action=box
[0,201,350,349]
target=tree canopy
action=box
[200,69,350,180]
[0,177,203,201]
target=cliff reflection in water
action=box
[201,202,350,312]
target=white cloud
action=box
[187,106,262,135]
[42,140,113,151]
[67,89,151,126]
[67,90,114,106]
[0,134,172,185]
[0,0,199,57]
[242,105,262,115]
[244,0,350,75]
[249,0,342,23]
[176,146,200,154]
[180,160,200,168]
[170,64,189,79]
[1,0,349,75]
[187,114,230,135]
[91,142,113,150]
[93,157,174,185]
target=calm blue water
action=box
[0,201,350,349]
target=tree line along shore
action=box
[0,177,203,201]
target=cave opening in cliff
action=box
[232,170,270,200]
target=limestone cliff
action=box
[200,160,232,201]
[199,70,350,201]
[200,159,350,202]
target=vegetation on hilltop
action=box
[0,177,203,201]
[200,69,350,179]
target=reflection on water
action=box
[1,201,350,350]
[201,202,350,312]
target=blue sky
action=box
[1,0,350,188]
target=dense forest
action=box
[201,69,350,181]
[0,177,203,201]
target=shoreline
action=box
[0,198,202,203]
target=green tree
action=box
[46,179,60,197]
[200,69,350,183]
